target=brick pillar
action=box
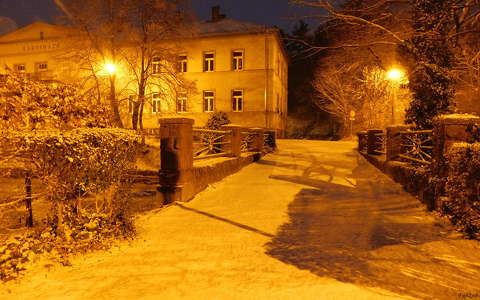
[221,125,243,157]
[157,118,194,203]
[264,129,277,150]
[251,128,265,152]
[367,129,383,155]
[386,125,412,161]
[429,114,480,209]
[357,131,367,152]
[433,114,480,172]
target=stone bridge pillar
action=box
[386,125,412,162]
[158,118,194,204]
[251,128,265,153]
[221,125,243,157]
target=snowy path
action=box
[2,140,480,300]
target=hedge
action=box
[443,142,480,239]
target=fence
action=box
[398,130,433,165]
[357,114,480,208]
[157,118,277,203]
[193,128,232,159]
[360,127,433,166]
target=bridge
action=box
[2,140,480,300]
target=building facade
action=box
[0,9,288,135]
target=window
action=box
[203,91,215,112]
[40,32,44,40]
[203,52,215,72]
[178,55,187,72]
[152,56,161,74]
[36,62,48,72]
[128,95,136,114]
[232,90,243,112]
[177,92,187,112]
[232,50,244,71]
[14,64,26,72]
[152,93,162,113]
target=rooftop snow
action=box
[197,18,269,35]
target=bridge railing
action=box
[157,118,276,203]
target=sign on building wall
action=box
[22,42,61,52]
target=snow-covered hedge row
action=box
[1,128,141,229]
[0,128,141,281]
[443,142,480,239]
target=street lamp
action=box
[386,68,404,124]
[104,62,117,75]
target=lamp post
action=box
[99,61,123,127]
[386,68,404,125]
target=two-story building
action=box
[0,7,288,135]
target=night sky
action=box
[0,0,315,32]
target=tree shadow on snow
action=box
[264,154,473,299]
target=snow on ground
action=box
[1,139,480,300]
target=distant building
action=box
[0,7,288,135]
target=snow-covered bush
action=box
[443,143,480,239]
[0,73,108,130]
[4,128,140,228]
[0,128,140,281]
[205,111,230,130]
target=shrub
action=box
[443,143,480,239]
[205,111,230,130]
[0,128,141,280]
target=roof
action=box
[197,18,269,36]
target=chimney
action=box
[211,5,226,22]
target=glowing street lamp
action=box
[386,68,405,124]
[104,62,117,75]
[387,68,404,81]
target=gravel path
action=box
[2,140,480,300]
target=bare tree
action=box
[56,0,132,128]
[121,0,195,130]
[312,63,360,136]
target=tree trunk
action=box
[109,75,124,128]
[131,102,141,130]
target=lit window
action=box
[232,50,244,71]
[232,90,243,112]
[177,92,187,112]
[36,62,48,72]
[203,91,215,112]
[178,55,187,73]
[152,56,161,74]
[152,93,162,113]
[14,64,26,72]
[203,52,215,72]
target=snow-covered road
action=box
[2,140,480,300]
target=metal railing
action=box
[142,128,161,136]
[398,130,433,165]
[241,131,257,152]
[373,132,386,155]
[193,128,232,160]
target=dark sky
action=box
[0,0,315,32]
